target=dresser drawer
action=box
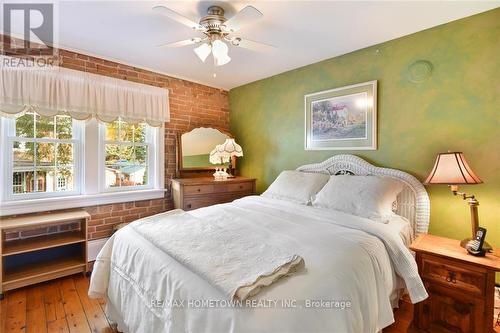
[183,194,239,210]
[421,254,486,296]
[183,197,218,210]
[184,184,215,195]
[223,182,254,193]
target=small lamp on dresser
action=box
[209,148,230,181]
[212,138,244,178]
[424,151,490,250]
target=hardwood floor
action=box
[1,274,116,333]
[1,274,496,332]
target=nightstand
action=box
[410,234,500,333]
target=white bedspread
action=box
[129,209,304,301]
[89,196,427,333]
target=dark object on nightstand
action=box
[466,227,487,257]
[411,234,500,333]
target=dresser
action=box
[410,234,500,333]
[171,177,256,211]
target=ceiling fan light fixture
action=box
[193,42,211,62]
[155,5,270,70]
[211,40,228,57]
[215,53,231,66]
[211,39,231,66]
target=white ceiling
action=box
[5,1,499,90]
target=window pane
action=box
[134,123,146,143]
[36,143,55,166]
[105,121,119,141]
[134,145,147,165]
[35,114,55,138]
[12,171,34,194]
[15,113,35,138]
[122,165,147,186]
[105,166,121,188]
[56,167,74,191]
[13,141,34,168]
[57,143,74,165]
[105,144,121,165]
[120,122,134,142]
[56,115,73,139]
[105,144,147,188]
[35,168,55,192]
[121,145,135,162]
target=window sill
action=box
[0,189,166,216]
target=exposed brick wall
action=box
[1,35,230,240]
[3,198,167,241]
[85,199,167,239]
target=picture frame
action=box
[304,80,377,150]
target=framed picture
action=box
[305,80,377,150]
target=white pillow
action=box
[312,175,405,222]
[262,170,330,205]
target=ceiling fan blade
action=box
[153,5,205,31]
[157,38,202,48]
[222,5,263,33]
[229,38,275,53]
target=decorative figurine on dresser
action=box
[173,127,255,210]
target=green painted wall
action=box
[230,10,499,247]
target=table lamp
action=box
[214,138,243,177]
[424,152,490,250]
[209,147,230,181]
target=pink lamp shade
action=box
[424,152,482,185]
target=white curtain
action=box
[0,58,170,126]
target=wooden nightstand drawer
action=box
[421,254,486,296]
[184,184,214,195]
[422,282,485,333]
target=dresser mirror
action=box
[177,127,232,176]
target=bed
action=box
[89,154,430,333]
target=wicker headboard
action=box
[296,154,430,237]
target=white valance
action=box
[0,57,170,126]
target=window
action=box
[5,112,80,199]
[103,120,149,189]
[0,114,164,215]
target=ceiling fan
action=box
[153,4,274,67]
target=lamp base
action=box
[459,238,493,252]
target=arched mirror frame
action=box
[176,127,235,178]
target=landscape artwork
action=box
[305,80,377,150]
[311,92,367,141]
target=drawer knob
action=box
[187,204,192,209]
[446,271,457,284]
[197,188,201,192]
[239,185,243,189]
